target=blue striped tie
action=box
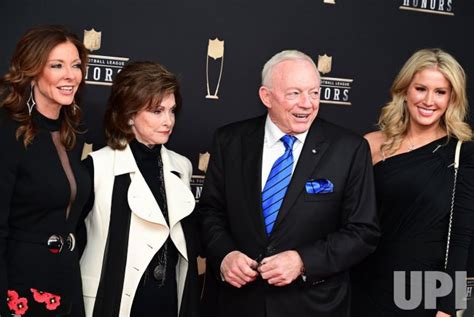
[262,135,297,235]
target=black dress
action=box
[0,108,91,316]
[351,137,474,316]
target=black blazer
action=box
[199,115,380,317]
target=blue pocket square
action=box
[305,179,334,194]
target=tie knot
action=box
[281,135,296,150]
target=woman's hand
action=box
[436,311,451,317]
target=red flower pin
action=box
[30,288,48,303]
[30,288,61,310]
[7,290,19,310]
[45,293,61,310]
[7,290,28,315]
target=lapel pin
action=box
[311,149,317,154]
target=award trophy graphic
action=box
[206,38,224,99]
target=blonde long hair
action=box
[378,48,472,155]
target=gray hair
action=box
[261,50,319,87]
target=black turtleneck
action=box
[33,107,61,131]
[129,139,168,221]
[129,139,179,317]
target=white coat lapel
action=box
[161,146,195,260]
[161,146,195,226]
[114,145,168,227]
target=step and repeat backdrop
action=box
[2,0,474,300]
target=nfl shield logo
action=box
[317,54,332,74]
[83,29,101,52]
[207,38,224,60]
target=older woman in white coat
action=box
[80,61,200,317]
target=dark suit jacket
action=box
[199,115,380,317]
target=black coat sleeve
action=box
[197,128,238,279]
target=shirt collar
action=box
[264,114,308,147]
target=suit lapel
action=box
[273,119,329,232]
[242,116,267,243]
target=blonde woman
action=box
[351,48,474,317]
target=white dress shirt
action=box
[261,115,308,191]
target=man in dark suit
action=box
[198,50,380,317]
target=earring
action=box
[128,119,134,126]
[27,85,36,116]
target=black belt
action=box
[8,229,76,254]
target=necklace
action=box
[406,135,416,151]
[405,131,446,152]
[153,241,168,285]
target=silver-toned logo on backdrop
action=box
[399,0,454,16]
[190,175,205,202]
[206,38,225,99]
[323,0,336,4]
[317,54,353,106]
[83,28,130,86]
[467,278,474,300]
